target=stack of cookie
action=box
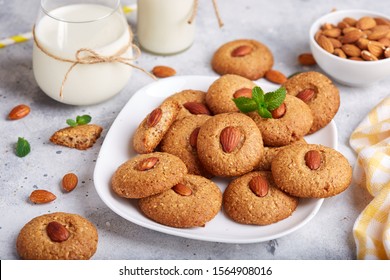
[112,52,352,228]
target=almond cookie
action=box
[197,112,263,177]
[139,174,222,228]
[248,94,313,147]
[271,144,352,198]
[112,152,187,199]
[16,212,98,260]
[206,74,257,114]
[132,99,180,154]
[164,89,211,120]
[283,71,340,134]
[256,138,307,171]
[223,171,298,225]
[211,39,274,80]
[160,115,212,177]
[50,124,103,150]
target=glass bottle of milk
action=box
[33,0,133,105]
[137,0,195,55]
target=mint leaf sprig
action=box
[233,86,286,118]
[16,137,31,157]
[66,115,92,127]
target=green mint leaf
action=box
[232,97,258,113]
[251,86,264,105]
[16,137,30,157]
[264,87,286,111]
[258,106,272,118]
[76,115,91,125]
[66,119,78,127]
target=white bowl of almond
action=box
[309,9,390,87]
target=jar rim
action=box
[40,0,121,23]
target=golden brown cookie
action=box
[112,152,187,199]
[211,39,274,80]
[160,115,212,177]
[223,171,298,225]
[16,212,98,260]
[283,71,340,134]
[197,112,263,177]
[50,124,102,150]
[139,174,222,228]
[132,100,180,154]
[206,74,257,114]
[164,89,211,120]
[271,144,352,198]
[248,94,313,147]
[257,138,307,171]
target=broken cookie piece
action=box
[50,124,103,150]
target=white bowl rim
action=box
[309,9,390,65]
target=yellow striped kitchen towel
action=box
[349,96,390,259]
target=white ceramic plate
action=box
[93,75,338,244]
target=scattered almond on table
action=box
[29,189,56,204]
[265,69,287,84]
[152,65,176,78]
[298,53,317,66]
[62,173,78,192]
[8,104,30,120]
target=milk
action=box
[137,0,195,55]
[33,4,132,105]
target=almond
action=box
[29,189,56,204]
[137,157,159,171]
[368,29,389,40]
[322,23,334,30]
[249,176,268,197]
[329,38,342,48]
[385,47,390,58]
[271,103,286,119]
[337,21,350,29]
[152,65,176,78]
[317,35,334,53]
[342,27,359,34]
[356,16,377,30]
[8,104,30,120]
[189,127,200,148]
[374,17,390,26]
[304,150,321,170]
[172,183,192,196]
[62,173,78,192]
[356,38,369,50]
[322,28,341,38]
[220,126,241,153]
[231,45,253,57]
[46,221,70,242]
[296,88,315,103]
[340,29,363,44]
[233,88,252,98]
[367,41,385,57]
[265,70,287,84]
[298,53,316,66]
[183,102,211,115]
[147,108,162,127]
[334,48,347,58]
[314,30,323,41]
[341,44,361,57]
[343,17,357,26]
[378,37,390,47]
[361,50,378,61]
[349,56,364,61]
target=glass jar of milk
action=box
[137,0,195,55]
[33,0,133,105]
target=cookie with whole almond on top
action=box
[132,99,180,154]
[223,171,298,225]
[211,39,274,80]
[271,144,352,198]
[283,71,340,134]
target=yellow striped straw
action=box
[0,4,137,49]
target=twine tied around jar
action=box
[188,0,224,27]
[32,25,155,99]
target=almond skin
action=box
[249,176,269,197]
[265,70,287,84]
[183,102,211,115]
[62,173,78,192]
[147,108,162,127]
[137,157,159,171]
[189,127,200,148]
[296,88,315,103]
[342,44,361,57]
[172,183,192,196]
[305,150,321,170]
[356,16,377,30]
[46,221,70,242]
[8,104,30,120]
[231,45,253,57]
[340,29,363,44]
[233,88,253,98]
[361,50,378,61]
[220,126,241,153]
[29,190,56,204]
[271,103,286,119]
[152,65,176,78]
[298,53,316,66]
[317,35,334,53]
